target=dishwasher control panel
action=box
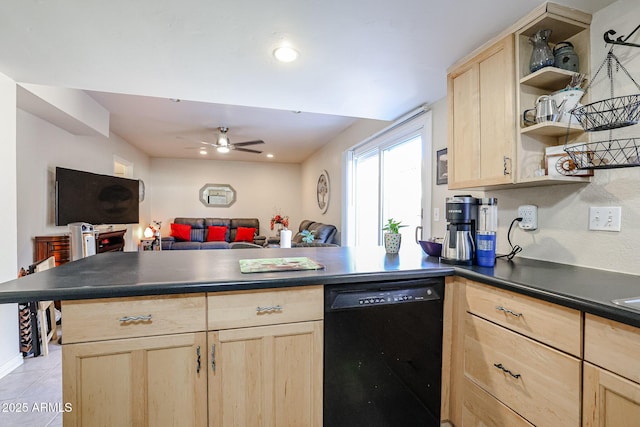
[330,286,440,310]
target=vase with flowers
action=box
[270,213,289,232]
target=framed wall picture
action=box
[317,170,330,214]
[436,148,448,185]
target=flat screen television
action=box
[55,167,140,226]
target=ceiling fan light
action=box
[273,46,299,63]
[217,146,230,154]
[217,134,228,146]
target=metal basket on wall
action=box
[564,45,640,170]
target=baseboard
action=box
[0,352,23,380]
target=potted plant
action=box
[382,218,407,254]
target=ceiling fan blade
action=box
[233,140,265,147]
[234,147,263,154]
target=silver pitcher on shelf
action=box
[523,95,567,125]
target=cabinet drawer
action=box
[465,281,582,356]
[464,313,581,427]
[462,377,533,427]
[585,314,640,383]
[208,285,323,329]
[62,293,206,343]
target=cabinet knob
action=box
[503,156,512,176]
[119,314,153,322]
[495,306,522,317]
[256,305,283,314]
[493,362,521,379]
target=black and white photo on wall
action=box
[436,148,448,185]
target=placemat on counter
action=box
[239,257,325,273]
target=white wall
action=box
[16,109,152,267]
[300,119,389,241]
[424,0,640,275]
[429,97,457,240]
[306,0,640,276]
[0,73,22,379]
[150,158,302,237]
[486,0,640,275]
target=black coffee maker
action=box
[441,195,479,265]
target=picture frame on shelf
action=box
[436,148,448,185]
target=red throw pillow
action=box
[207,226,228,242]
[170,223,192,241]
[234,227,256,242]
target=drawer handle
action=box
[119,314,153,322]
[211,344,216,372]
[256,305,283,314]
[493,363,521,379]
[495,306,522,317]
[196,346,201,374]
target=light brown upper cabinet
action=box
[448,35,516,189]
[447,2,592,190]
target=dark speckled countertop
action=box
[2,245,639,328]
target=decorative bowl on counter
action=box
[418,238,443,257]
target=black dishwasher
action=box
[324,278,443,427]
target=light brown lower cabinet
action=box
[462,377,533,427]
[442,278,582,427]
[208,321,323,427]
[464,313,581,426]
[62,288,324,427]
[583,362,640,426]
[583,314,640,426]
[62,332,208,427]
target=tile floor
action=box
[0,329,62,427]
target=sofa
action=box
[161,218,266,250]
[267,220,339,247]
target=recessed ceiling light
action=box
[199,149,208,155]
[273,46,299,63]
[267,153,274,158]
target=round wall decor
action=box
[317,170,330,214]
[139,179,146,202]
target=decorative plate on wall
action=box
[139,179,145,202]
[317,170,330,214]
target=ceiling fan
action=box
[195,127,265,154]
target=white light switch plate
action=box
[589,206,621,231]
[518,205,538,230]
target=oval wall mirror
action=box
[199,183,236,207]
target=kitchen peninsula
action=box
[2,246,640,426]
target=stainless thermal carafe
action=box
[441,196,479,265]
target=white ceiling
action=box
[0,0,615,163]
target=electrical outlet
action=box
[589,206,621,231]
[518,205,538,230]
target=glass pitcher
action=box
[529,29,554,73]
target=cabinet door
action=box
[583,362,640,427]
[448,35,515,188]
[208,321,323,427]
[63,332,208,427]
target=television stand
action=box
[95,229,126,253]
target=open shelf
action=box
[521,121,584,137]
[515,175,592,186]
[520,67,578,90]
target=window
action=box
[346,109,432,247]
